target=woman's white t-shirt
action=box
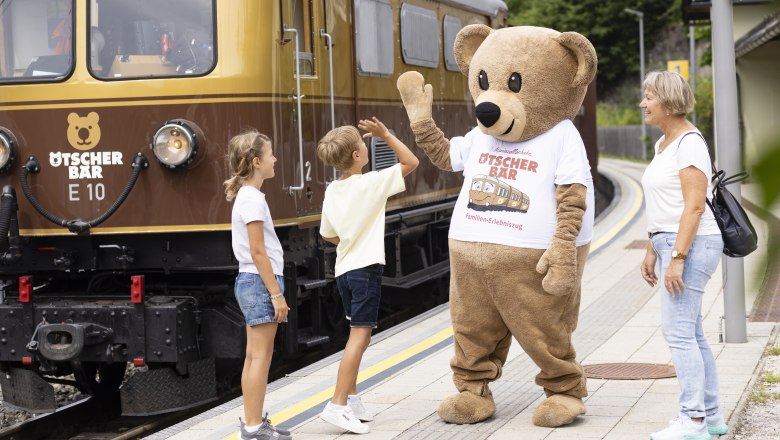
[641,130,720,236]
[231,186,285,275]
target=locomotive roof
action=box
[440,0,508,18]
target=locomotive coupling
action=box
[34,323,114,361]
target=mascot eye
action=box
[478,70,489,91]
[508,72,522,93]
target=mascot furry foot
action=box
[532,394,586,427]
[437,390,495,424]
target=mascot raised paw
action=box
[397,25,597,427]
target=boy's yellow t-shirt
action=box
[320,164,405,277]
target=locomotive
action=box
[0,0,595,416]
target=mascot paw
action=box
[397,71,433,123]
[437,391,495,424]
[536,241,577,296]
[532,394,586,428]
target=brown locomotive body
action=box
[0,0,594,415]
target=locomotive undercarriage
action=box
[0,199,454,415]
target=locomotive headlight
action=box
[0,128,17,174]
[151,120,200,168]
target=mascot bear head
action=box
[454,25,596,143]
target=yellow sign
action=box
[667,60,690,81]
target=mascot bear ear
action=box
[554,31,597,88]
[454,24,493,76]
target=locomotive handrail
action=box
[284,25,305,194]
[20,152,149,234]
[320,29,338,182]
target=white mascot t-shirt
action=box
[448,119,594,249]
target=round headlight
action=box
[151,120,199,168]
[0,129,17,174]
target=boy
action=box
[316,117,419,434]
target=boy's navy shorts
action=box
[234,272,286,326]
[336,264,384,328]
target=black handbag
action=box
[680,133,758,257]
[706,169,757,257]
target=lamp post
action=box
[625,8,646,160]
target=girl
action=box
[224,131,292,440]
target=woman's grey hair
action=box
[643,71,696,115]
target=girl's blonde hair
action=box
[316,126,362,172]
[223,130,271,202]
[643,71,696,115]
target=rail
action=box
[284,25,306,194]
[320,28,338,182]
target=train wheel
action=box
[321,289,347,340]
[73,361,126,401]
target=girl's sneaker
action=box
[650,415,712,440]
[320,401,370,434]
[348,395,374,422]
[262,412,291,436]
[239,417,292,440]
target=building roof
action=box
[681,0,771,23]
[735,10,780,57]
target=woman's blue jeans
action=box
[652,232,724,419]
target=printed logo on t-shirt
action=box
[468,175,529,213]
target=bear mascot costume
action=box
[397,25,597,428]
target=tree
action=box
[508,0,678,97]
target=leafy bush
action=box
[694,75,714,140]
[596,102,642,126]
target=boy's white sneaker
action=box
[650,416,712,440]
[320,402,370,434]
[348,395,374,422]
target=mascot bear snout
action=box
[475,102,501,127]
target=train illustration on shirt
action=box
[468,175,530,213]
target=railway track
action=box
[0,277,450,439]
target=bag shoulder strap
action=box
[678,131,716,176]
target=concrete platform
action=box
[152,158,777,440]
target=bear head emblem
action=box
[67,112,101,151]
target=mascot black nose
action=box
[475,102,501,128]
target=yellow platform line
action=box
[589,167,643,253]
[224,326,453,439]
[223,168,641,438]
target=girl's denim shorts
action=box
[234,272,286,326]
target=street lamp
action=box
[625,8,646,160]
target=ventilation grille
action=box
[371,136,399,171]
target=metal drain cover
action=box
[583,363,676,380]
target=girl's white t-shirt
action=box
[231,186,285,275]
[641,130,720,236]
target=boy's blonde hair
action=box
[643,71,696,115]
[223,130,271,202]
[316,126,362,172]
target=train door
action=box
[277,0,355,216]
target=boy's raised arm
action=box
[358,117,419,177]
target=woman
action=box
[639,71,728,440]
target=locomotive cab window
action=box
[355,0,393,77]
[0,0,74,83]
[400,4,438,69]
[89,0,216,80]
